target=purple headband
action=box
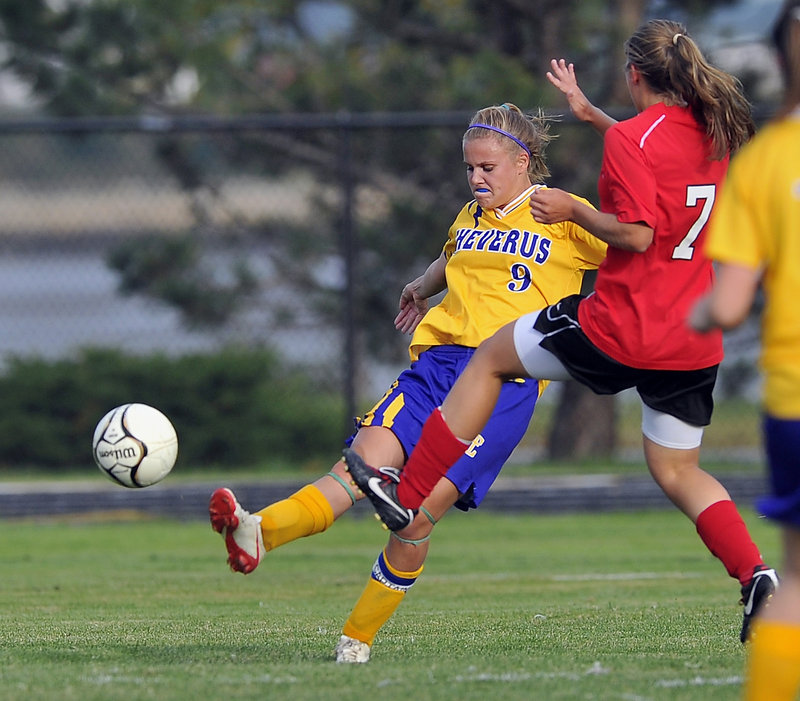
[467,123,531,156]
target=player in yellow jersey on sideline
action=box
[690,2,800,698]
[208,102,607,662]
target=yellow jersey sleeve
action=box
[705,117,800,417]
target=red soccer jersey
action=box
[578,104,725,370]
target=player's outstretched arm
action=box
[530,187,653,252]
[394,252,447,335]
[547,59,617,135]
[689,262,761,333]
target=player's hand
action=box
[688,294,716,334]
[546,59,595,123]
[395,281,428,335]
[530,186,574,225]
[395,304,424,334]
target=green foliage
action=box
[0,0,755,454]
[0,0,725,349]
[0,510,779,700]
[107,235,259,328]
[0,348,343,471]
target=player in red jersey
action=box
[345,18,777,643]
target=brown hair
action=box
[464,103,554,183]
[772,0,800,117]
[624,19,755,159]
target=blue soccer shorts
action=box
[760,414,800,528]
[347,345,540,511]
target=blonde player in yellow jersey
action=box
[208,103,607,662]
[690,2,800,698]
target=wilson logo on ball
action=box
[96,446,141,460]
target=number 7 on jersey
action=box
[672,184,716,261]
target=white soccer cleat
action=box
[209,487,265,574]
[334,635,371,663]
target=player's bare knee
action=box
[392,515,434,545]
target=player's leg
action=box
[338,376,539,661]
[744,526,800,701]
[744,416,800,699]
[644,434,766,586]
[642,435,730,522]
[211,348,455,572]
[336,477,458,663]
[257,425,404,547]
[641,407,775,641]
[346,314,568,520]
[210,425,403,573]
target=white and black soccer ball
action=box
[92,403,178,488]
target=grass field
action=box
[0,507,779,701]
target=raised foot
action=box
[209,487,265,574]
[342,448,415,532]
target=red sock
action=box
[695,500,764,586]
[397,408,469,509]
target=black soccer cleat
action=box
[342,448,415,531]
[740,565,779,643]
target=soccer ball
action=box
[92,403,178,488]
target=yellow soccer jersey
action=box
[704,115,800,417]
[410,185,607,360]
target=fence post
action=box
[339,114,357,437]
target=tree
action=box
[0,0,741,459]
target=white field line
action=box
[655,676,744,688]
[451,669,743,691]
[426,570,704,583]
[549,571,704,582]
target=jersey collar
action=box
[491,184,542,220]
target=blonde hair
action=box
[624,19,755,159]
[772,0,800,117]
[463,104,554,183]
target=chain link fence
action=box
[0,113,764,467]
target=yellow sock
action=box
[744,620,800,701]
[254,484,334,552]
[342,549,423,645]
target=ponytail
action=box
[625,19,755,158]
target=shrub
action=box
[0,348,344,472]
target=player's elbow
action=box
[628,227,654,253]
[613,222,653,253]
[709,305,749,332]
